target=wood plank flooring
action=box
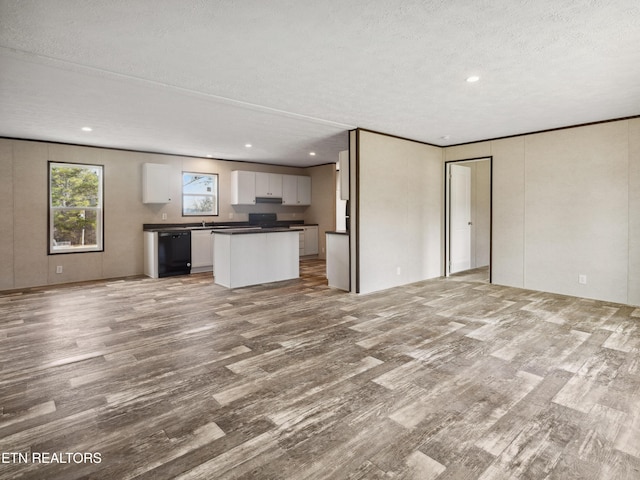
[1,260,639,479]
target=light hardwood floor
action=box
[1,260,639,479]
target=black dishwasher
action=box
[158,231,191,277]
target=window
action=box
[182,172,218,216]
[49,162,104,254]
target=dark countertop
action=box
[143,221,315,232]
[211,227,299,235]
[144,226,214,232]
[326,230,350,236]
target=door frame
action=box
[444,156,493,281]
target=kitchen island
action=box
[212,227,299,288]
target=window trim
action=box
[181,171,219,217]
[48,161,104,255]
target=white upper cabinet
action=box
[142,163,171,203]
[255,172,283,198]
[282,175,311,206]
[233,171,310,206]
[282,175,298,205]
[296,175,311,205]
[231,171,256,205]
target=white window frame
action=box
[182,171,219,216]
[49,161,104,254]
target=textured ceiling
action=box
[1,0,639,167]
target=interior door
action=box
[450,164,471,273]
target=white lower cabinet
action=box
[326,232,349,291]
[293,226,318,255]
[143,231,159,278]
[191,229,214,273]
[303,226,318,255]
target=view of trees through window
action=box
[182,172,218,216]
[49,162,103,253]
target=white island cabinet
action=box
[213,229,299,288]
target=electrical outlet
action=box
[56,266,63,274]
[396,267,401,276]
[579,274,587,284]
[229,212,234,219]
[161,213,167,220]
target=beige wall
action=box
[630,118,640,306]
[446,119,639,305]
[4,118,638,305]
[0,138,334,290]
[353,119,638,305]
[0,140,15,290]
[356,130,443,294]
[306,163,337,260]
[524,123,628,303]
[485,137,525,287]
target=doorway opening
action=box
[445,157,492,282]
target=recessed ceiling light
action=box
[245,143,252,148]
[441,135,451,140]
[466,75,480,83]
[309,152,316,156]
[81,126,93,132]
[206,155,213,158]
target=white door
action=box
[450,164,471,273]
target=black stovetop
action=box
[248,213,279,227]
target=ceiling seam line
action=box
[0,46,356,130]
